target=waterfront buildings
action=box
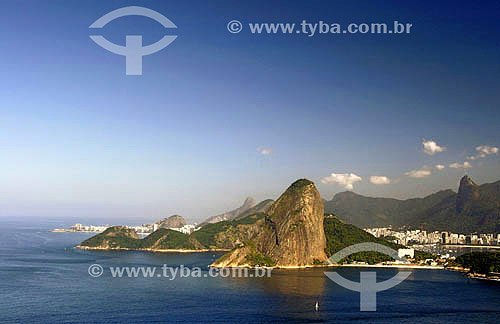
[365,227,500,246]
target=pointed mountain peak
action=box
[459,175,477,189]
[456,176,479,214]
[242,196,255,206]
[200,196,256,226]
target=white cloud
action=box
[435,164,445,170]
[467,145,499,160]
[449,161,472,169]
[321,172,362,190]
[423,140,446,155]
[257,147,272,155]
[405,169,432,178]
[477,145,499,155]
[370,176,392,185]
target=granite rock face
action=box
[156,215,187,229]
[456,175,480,214]
[213,216,265,249]
[211,179,328,267]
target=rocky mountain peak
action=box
[241,197,256,209]
[200,196,257,225]
[211,178,328,267]
[459,175,477,189]
[456,175,480,214]
[156,215,187,229]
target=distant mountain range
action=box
[79,179,412,267]
[199,197,273,226]
[324,176,500,233]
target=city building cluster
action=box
[59,223,200,235]
[365,227,500,246]
[151,223,198,234]
[67,224,109,233]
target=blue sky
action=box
[0,0,499,223]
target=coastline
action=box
[52,230,104,233]
[209,262,444,270]
[75,245,231,253]
[209,263,338,270]
[467,274,500,282]
[74,247,493,275]
[76,245,448,270]
[334,264,444,270]
[415,243,500,249]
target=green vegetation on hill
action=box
[80,226,141,249]
[323,216,402,264]
[82,211,435,266]
[233,213,265,225]
[455,252,500,274]
[80,213,265,250]
[190,213,264,248]
[324,190,455,229]
[80,226,191,250]
[190,221,232,248]
[243,241,276,267]
[324,176,500,233]
[141,229,193,249]
[323,216,433,263]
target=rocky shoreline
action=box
[466,273,500,281]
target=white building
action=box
[170,224,197,234]
[398,248,414,259]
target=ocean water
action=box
[1,220,500,323]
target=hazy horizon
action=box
[2,173,497,225]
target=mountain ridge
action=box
[199,197,257,226]
[324,176,500,233]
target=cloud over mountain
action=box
[321,172,362,190]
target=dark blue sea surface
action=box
[1,219,500,323]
